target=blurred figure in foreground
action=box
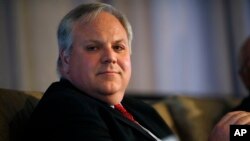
[208,37,250,141]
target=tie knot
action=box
[114,104,127,113]
[114,104,138,124]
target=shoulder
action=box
[122,96,153,108]
[122,96,157,115]
[32,80,109,118]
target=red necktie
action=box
[114,104,139,124]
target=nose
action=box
[101,47,117,64]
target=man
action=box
[234,36,250,111]
[25,3,176,141]
[208,37,250,141]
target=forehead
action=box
[72,12,128,42]
[75,12,124,31]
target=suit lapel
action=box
[111,107,156,140]
[122,101,168,139]
[127,107,160,136]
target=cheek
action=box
[79,56,100,74]
[121,56,131,73]
[69,54,90,73]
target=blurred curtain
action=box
[0,0,97,91]
[1,0,250,97]
[115,0,250,97]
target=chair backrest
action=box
[0,88,43,141]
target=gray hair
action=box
[57,2,133,77]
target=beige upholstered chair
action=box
[0,88,42,141]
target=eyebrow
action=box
[84,39,127,45]
[113,39,126,44]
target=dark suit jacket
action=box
[25,79,173,141]
[233,95,250,112]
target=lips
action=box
[97,71,120,75]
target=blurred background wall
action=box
[1,0,250,97]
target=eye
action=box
[113,45,125,52]
[85,45,99,51]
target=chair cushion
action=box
[165,96,241,141]
[0,88,42,141]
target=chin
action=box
[103,93,124,105]
[97,87,125,104]
[98,84,121,94]
[99,88,120,96]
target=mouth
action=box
[97,71,120,75]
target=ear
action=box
[59,49,70,75]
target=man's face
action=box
[61,12,131,104]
